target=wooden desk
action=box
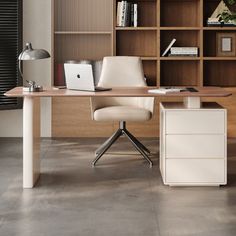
[5,86,231,98]
[4,87,232,188]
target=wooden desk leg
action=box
[23,97,41,188]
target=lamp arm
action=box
[18,46,27,79]
[18,60,23,79]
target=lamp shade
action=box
[18,42,50,60]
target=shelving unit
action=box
[52,0,115,138]
[114,0,159,87]
[52,0,236,138]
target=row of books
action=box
[169,47,198,57]
[207,18,236,27]
[117,1,138,27]
[162,39,198,57]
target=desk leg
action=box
[23,97,41,188]
[184,96,201,109]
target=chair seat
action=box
[94,106,152,122]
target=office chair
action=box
[90,56,154,167]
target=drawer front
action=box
[166,159,225,183]
[166,135,225,158]
[166,110,225,134]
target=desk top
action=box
[4,86,232,98]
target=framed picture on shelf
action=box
[216,33,236,57]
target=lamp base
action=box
[23,86,43,92]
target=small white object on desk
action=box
[23,86,43,92]
[148,88,182,94]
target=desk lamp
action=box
[18,42,50,92]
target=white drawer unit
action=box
[160,102,227,186]
[166,110,225,134]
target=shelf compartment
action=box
[203,30,236,57]
[116,30,157,57]
[142,60,157,86]
[160,61,200,86]
[55,0,112,31]
[203,0,221,27]
[115,0,157,27]
[204,61,236,87]
[160,30,200,57]
[160,0,200,27]
[55,34,112,62]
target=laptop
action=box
[64,63,111,92]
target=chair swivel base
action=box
[92,121,153,168]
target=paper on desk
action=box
[148,88,182,94]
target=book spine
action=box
[168,54,198,57]
[120,1,126,27]
[126,3,131,27]
[123,1,128,27]
[130,4,134,27]
[171,52,198,55]
[171,48,198,54]
[134,3,138,27]
[171,47,198,51]
[171,50,198,54]
[117,2,121,26]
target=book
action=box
[168,54,198,57]
[130,4,134,26]
[171,47,198,53]
[123,1,128,27]
[170,47,198,56]
[134,3,138,27]
[117,1,138,27]
[207,21,236,26]
[120,1,126,27]
[125,2,131,27]
[148,88,182,94]
[162,39,176,57]
[117,2,121,26]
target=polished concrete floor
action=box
[0,138,236,236]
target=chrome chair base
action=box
[92,121,153,168]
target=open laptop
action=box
[64,63,111,92]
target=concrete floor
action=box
[0,138,236,236]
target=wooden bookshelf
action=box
[52,0,236,138]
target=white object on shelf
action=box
[133,3,138,27]
[162,38,176,57]
[170,47,198,54]
[160,102,227,187]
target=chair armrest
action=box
[137,97,155,114]
[90,98,99,120]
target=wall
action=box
[0,0,52,137]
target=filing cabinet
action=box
[160,102,227,186]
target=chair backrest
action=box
[90,56,154,116]
[98,56,146,87]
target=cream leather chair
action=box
[91,56,154,167]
